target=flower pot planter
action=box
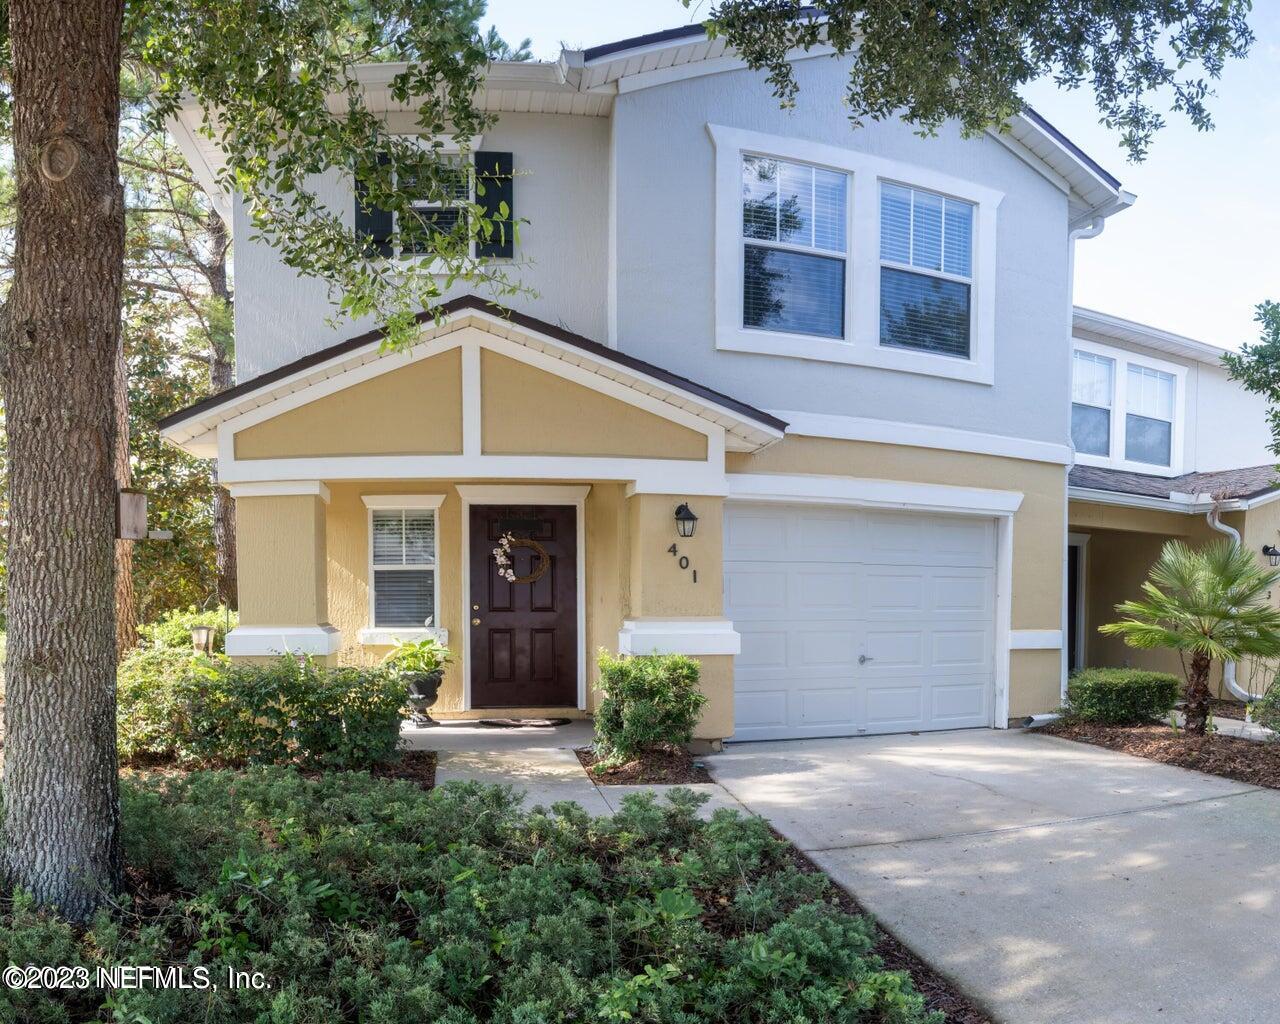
[405,669,445,727]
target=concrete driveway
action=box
[712,729,1280,1024]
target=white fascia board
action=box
[728,473,1024,516]
[362,493,447,510]
[1067,485,1242,514]
[770,410,1072,465]
[1073,306,1230,367]
[227,481,331,503]
[617,619,742,657]
[165,110,232,223]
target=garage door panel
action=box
[727,502,997,741]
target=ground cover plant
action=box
[0,773,942,1024]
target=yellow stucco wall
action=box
[236,494,329,626]
[627,494,724,618]
[321,481,633,720]
[1068,500,1242,694]
[234,348,463,459]
[480,350,708,460]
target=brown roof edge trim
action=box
[157,295,789,435]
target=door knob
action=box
[858,654,873,665]
[471,617,481,626]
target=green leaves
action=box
[1100,538,1280,667]
[693,0,1253,162]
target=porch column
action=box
[620,493,739,745]
[224,482,340,659]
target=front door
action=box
[469,504,577,708]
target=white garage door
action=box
[725,503,997,741]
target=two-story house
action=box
[160,25,1237,744]
[1066,307,1279,696]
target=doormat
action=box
[475,717,573,729]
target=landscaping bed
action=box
[576,744,712,785]
[0,771,948,1024]
[1044,719,1280,789]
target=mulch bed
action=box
[575,745,712,785]
[121,750,438,791]
[782,839,995,1024]
[1044,719,1280,790]
[1208,697,1250,720]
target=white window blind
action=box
[879,182,975,358]
[1125,364,1175,466]
[1071,351,1114,457]
[741,154,847,339]
[371,509,437,627]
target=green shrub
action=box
[0,771,942,1024]
[593,651,706,767]
[1247,677,1280,733]
[1065,667,1181,724]
[116,651,407,769]
[136,604,238,653]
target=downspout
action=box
[1205,505,1264,704]
[1060,216,1107,702]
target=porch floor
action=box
[400,717,594,752]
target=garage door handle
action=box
[858,654,874,665]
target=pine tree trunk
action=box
[114,331,136,658]
[205,209,237,609]
[1184,652,1212,736]
[2,0,126,920]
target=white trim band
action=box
[361,494,447,510]
[226,625,342,657]
[769,411,1073,466]
[358,626,449,647]
[227,481,331,503]
[617,619,742,657]
[455,484,593,504]
[1010,629,1064,651]
[727,473,1024,516]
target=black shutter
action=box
[355,153,394,258]
[475,151,514,259]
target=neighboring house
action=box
[162,25,1170,745]
[1067,307,1279,694]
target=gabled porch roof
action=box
[159,295,787,459]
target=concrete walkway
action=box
[418,719,742,816]
[711,729,1280,1024]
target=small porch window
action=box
[370,508,438,627]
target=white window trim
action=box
[365,495,445,641]
[1072,338,1186,476]
[709,123,1003,386]
[389,135,477,267]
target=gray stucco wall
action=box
[611,57,1073,446]
[233,111,610,379]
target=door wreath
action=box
[493,531,550,584]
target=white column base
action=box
[617,618,741,656]
[226,625,342,657]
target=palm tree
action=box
[1100,539,1280,735]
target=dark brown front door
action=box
[469,504,577,708]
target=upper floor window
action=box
[879,183,975,358]
[711,125,1002,386]
[1071,350,1114,456]
[1071,341,1183,472]
[741,155,848,339]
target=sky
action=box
[482,0,1280,352]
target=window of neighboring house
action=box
[1125,363,1176,466]
[370,508,437,628]
[879,182,975,358]
[741,154,848,339]
[1071,350,1114,456]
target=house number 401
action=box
[668,543,697,583]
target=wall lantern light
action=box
[1264,544,1280,568]
[674,503,698,539]
[190,625,215,655]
